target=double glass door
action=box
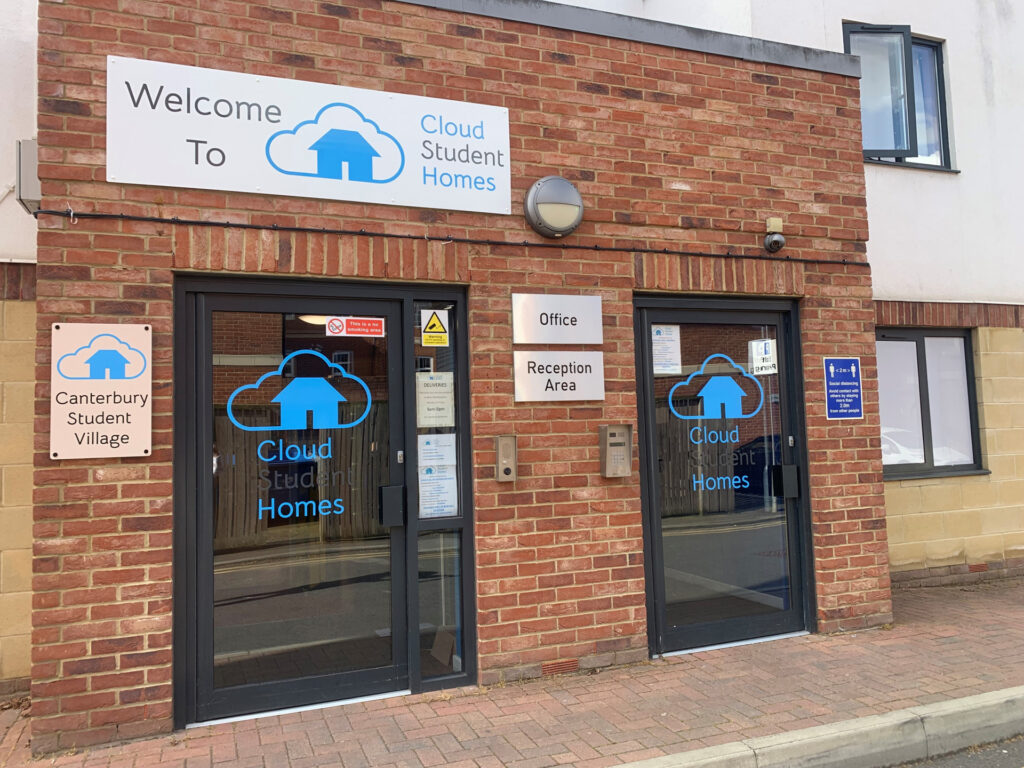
[637,301,809,653]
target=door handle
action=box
[770,465,800,499]
[378,485,405,527]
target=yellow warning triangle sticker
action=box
[423,312,447,334]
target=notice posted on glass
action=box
[651,324,682,375]
[418,432,458,518]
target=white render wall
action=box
[0,0,37,263]
[549,1,1024,305]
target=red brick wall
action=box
[0,263,36,300]
[876,300,1024,328]
[34,0,883,750]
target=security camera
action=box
[763,233,786,253]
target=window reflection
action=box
[654,324,791,628]
[910,43,943,165]
[210,311,392,689]
[419,531,463,677]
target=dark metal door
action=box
[636,299,812,654]
[189,293,407,722]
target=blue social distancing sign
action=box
[824,357,863,419]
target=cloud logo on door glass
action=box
[265,103,405,183]
[668,353,763,420]
[227,350,372,432]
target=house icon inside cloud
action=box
[667,353,764,421]
[56,333,148,381]
[226,350,372,432]
[265,102,404,184]
[309,129,380,182]
[273,377,349,429]
[698,376,748,419]
[86,349,130,380]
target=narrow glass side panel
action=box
[413,300,460,520]
[419,530,463,677]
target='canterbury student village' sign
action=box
[50,324,153,460]
[105,56,511,214]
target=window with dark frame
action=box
[843,23,951,169]
[875,328,982,478]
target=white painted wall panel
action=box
[0,0,37,262]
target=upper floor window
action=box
[843,24,951,169]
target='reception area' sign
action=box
[49,323,152,459]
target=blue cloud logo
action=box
[227,350,372,432]
[668,353,763,420]
[56,333,147,380]
[265,103,404,183]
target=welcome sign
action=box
[106,56,511,214]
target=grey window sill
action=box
[883,466,990,482]
[865,158,961,174]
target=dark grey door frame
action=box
[173,275,477,726]
[633,295,816,656]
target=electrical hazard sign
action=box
[420,310,450,347]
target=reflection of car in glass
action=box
[732,435,781,510]
[881,427,972,466]
[261,456,317,527]
[880,428,923,465]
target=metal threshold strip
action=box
[660,630,809,658]
[186,689,412,729]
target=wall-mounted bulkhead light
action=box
[523,176,584,238]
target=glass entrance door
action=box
[637,302,808,653]
[193,296,406,721]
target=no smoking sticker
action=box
[420,310,449,347]
[325,316,385,337]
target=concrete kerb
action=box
[618,686,1024,768]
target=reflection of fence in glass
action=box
[213,402,389,550]
[657,415,734,517]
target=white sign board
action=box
[651,325,682,375]
[514,351,604,401]
[106,56,511,214]
[748,338,778,376]
[416,372,455,428]
[512,294,602,345]
[50,323,152,459]
[418,433,458,518]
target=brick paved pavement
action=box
[2,579,1022,768]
